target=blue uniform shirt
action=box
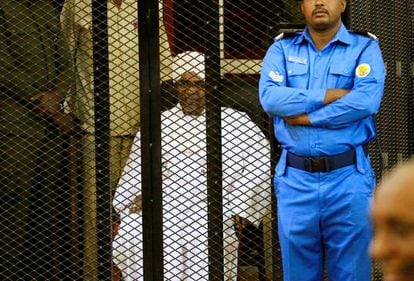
[259,23,385,156]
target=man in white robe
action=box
[113,51,271,281]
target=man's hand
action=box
[29,92,75,135]
[51,112,76,135]
[324,88,350,105]
[283,114,311,126]
[233,215,251,240]
[129,194,142,214]
[30,91,62,117]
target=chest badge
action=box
[288,56,307,65]
[355,63,371,78]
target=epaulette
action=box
[350,30,378,40]
[274,29,304,41]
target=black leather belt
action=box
[286,146,368,173]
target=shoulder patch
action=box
[274,29,304,41]
[350,30,378,40]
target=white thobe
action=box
[113,105,271,280]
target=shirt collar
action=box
[294,22,352,46]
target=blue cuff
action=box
[305,89,326,113]
[308,110,327,127]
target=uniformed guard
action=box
[0,0,74,279]
[259,0,386,280]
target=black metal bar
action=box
[342,0,351,28]
[139,0,163,280]
[204,1,224,280]
[91,1,112,280]
[410,0,414,157]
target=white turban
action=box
[172,51,205,82]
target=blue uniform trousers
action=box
[275,160,375,281]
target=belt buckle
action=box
[309,157,328,172]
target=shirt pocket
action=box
[286,62,308,88]
[7,18,42,58]
[329,62,355,89]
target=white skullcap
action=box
[172,51,205,82]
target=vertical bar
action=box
[342,0,351,28]
[205,1,224,280]
[139,0,163,280]
[411,0,414,157]
[219,0,224,63]
[91,1,112,280]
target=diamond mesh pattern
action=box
[1,0,412,280]
[350,1,413,280]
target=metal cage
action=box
[0,0,412,280]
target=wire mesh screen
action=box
[350,0,414,174]
[0,0,413,281]
[349,0,413,278]
[0,0,79,280]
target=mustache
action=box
[312,8,329,15]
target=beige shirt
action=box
[60,0,173,135]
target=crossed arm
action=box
[259,40,385,129]
[283,88,349,126]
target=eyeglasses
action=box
[175,80,205,89]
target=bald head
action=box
[375,161,414,216]
[371,160,414,281]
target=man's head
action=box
[299,0,346,32]
[172,51,206,116]
[370,160,414,281]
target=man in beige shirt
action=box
[60,1,173,280]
